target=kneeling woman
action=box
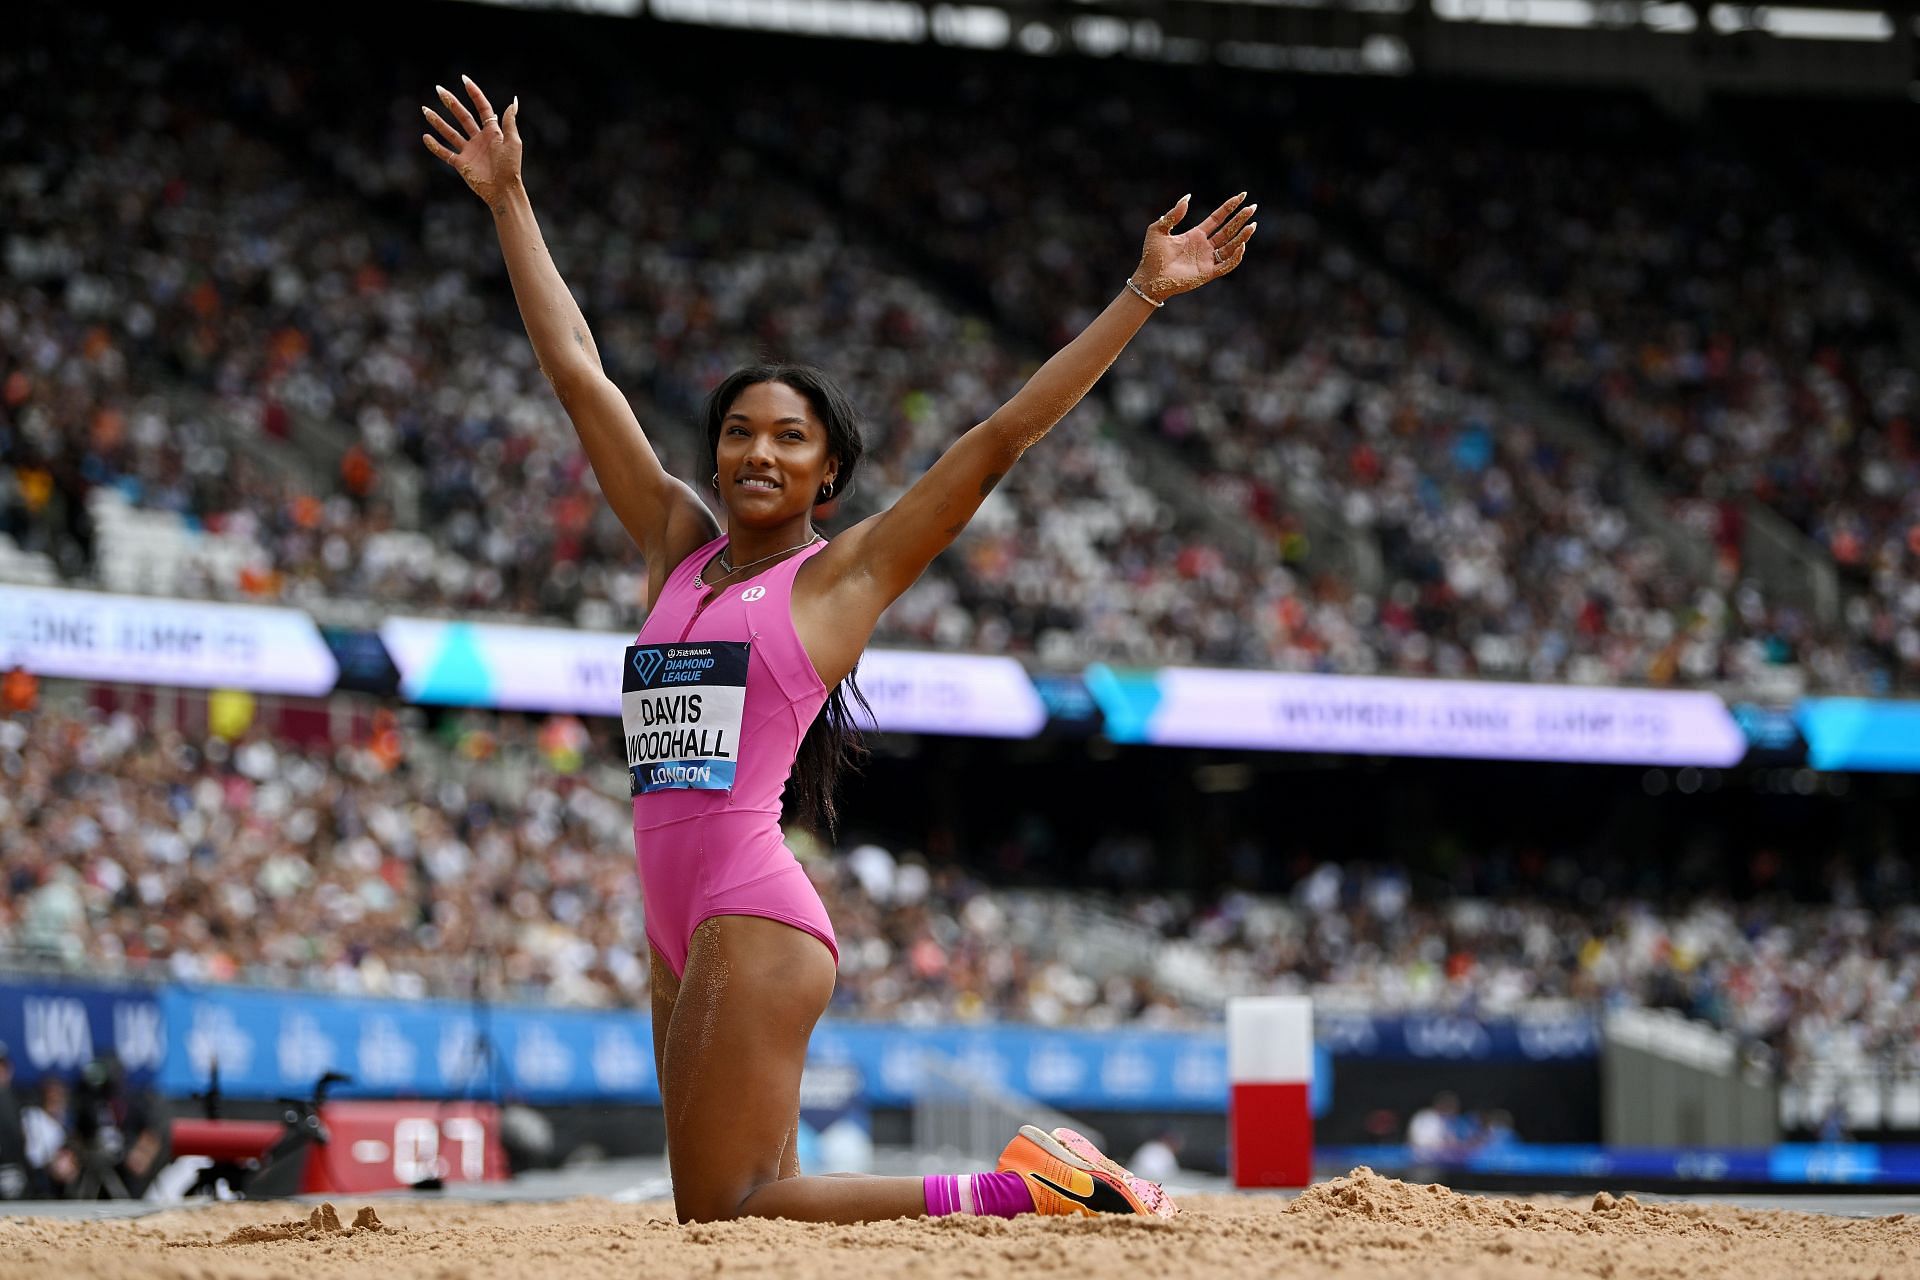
[424,75,1255,1224]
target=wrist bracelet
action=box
[1125,278,1165,309]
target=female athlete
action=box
[424,74,1255,1225]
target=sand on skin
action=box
[1,1169,1916,1280]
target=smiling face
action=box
[715,380,838,523]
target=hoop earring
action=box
[710,472,719,491]
[820,480,835,501]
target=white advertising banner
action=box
[380,618,627,715]
[0,585,338,695]
[380,617,1047,738]
[849,648,1048,739]
[1089,665,1747,766]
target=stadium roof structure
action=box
[476,0,1919,97]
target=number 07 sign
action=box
[303,1101,509,1193]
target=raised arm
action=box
[422,77,717,604]
[798,191,1255,675]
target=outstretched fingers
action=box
[1196,191,1249,237]
[1212,222,1257,276]
[421,131,459,166]
[460,74,500,132]
[421,80,517,180]
[422,105,464,148]
[1210,201,1257,250]
[436,82,481,135]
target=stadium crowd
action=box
[741,73,1851,688]
[5,10,1912,688]
[0,14,1280,666]
[4,706,1913,1093]
[1296,89,1920,688]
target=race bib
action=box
[622,642,748,795]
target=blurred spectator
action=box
[1407,1091,1464,1161]
[1126,1129,1184,1184]
[68,1056,164,1199]
[1,668,38,716]
[0,1045,25,1200]
[21,1076,77,1199]
[1475,1109,1519,1154]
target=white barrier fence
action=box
[910,1053,1102,1166]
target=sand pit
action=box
[2,1169,1916,1280]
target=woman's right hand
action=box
[422,75,521,210]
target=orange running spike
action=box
[993,1125,1179,1219]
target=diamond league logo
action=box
[631,648,664,687]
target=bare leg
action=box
[660,915,930,1223]
[649,944,680,1121]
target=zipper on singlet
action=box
[678,589,717,644]
[679,556,735,794]
[677,538,805,642]
[678,546,727,643]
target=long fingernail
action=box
[462,74,474,85]
[436,84,449,96]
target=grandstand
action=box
[3,0,1920,1240]
[9,3,1916,688]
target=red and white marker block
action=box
[1228,995,1313,1188]
[307,1101,509,1193]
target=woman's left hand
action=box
[1130,192,1257,305]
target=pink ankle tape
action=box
[923,1171,1034,1218]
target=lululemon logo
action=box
[741,586,767,602]
[631,648,664,686]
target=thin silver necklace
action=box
[694,532,822,590]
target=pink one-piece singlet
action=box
[625,534,839,980]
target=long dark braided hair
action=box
[701,363,874,837]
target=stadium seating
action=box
[3,706,1913,1096]
[6,5,1920,1135]
[5,10,1910,688]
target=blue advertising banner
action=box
[1796,698,1920,772]
[153,990,1228,1105]
[806,1022,1248,1112]
[1731,702,1805,760]
[1315,1011,1600,1062]
[157,986,1246,1110]
[152,987,1597,1107]
[1322,1143,1920,1186]
[158,986,660,1104]
[0,977,165,1087]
